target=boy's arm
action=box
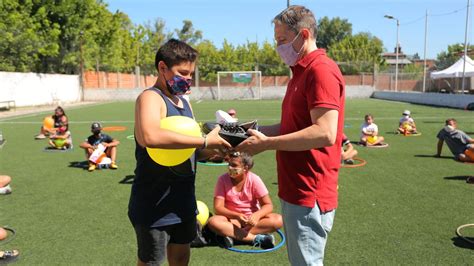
[135,91,230,149]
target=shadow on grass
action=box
[443,175,470,181]
[451,236,474,250]
[119,175,135,184]
[422,121,443,124]
[414,154,453,160]
[69,161,88,170]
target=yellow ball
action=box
[146,116,202,167]
[196,200,209,227]
[402,123,412,131]
[367,135,378,144]
[43,116,55,130]
[53,138,66,148]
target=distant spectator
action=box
[0,175,12,195]
[436,118,474,162]
[35,106,69,140]
[360,114,385,146]
[227,109,237,120]
[80,122,119,171]
[341,133,357,164]
[398,110,418,135]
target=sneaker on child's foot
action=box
[0,184,12,195]
[88,163,96,172]
[253,234,275,249]
[35,134,46,140]
[344,159,355,165]
[216,235,234,248]
[110,162,118,169]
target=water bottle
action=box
[0,130,3,142]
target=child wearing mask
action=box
[207,152,283,249]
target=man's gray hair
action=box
[272,5,317,37]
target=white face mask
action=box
[228,167,244,178]
[276,32,304,66]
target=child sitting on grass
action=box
[207,152,283,249]
[48,123,72,150]
[360,114,385,146]
[398,110,418,135]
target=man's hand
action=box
[235,129,269,155]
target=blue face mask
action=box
[166,75,192,95]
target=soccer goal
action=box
[216,71,262,100]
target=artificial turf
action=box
[0,99,473,265]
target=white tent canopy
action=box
[431,55,474,79]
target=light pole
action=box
[384,15,399,92]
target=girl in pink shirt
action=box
[207,152,283,249]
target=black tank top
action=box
[128,88,198,227]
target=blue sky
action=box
[107,0,472,59]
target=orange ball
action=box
[0,227,7,241]
[43,116,55,130]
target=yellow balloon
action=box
[367,135,378,144]
[146,116,202,166]
[196,200,210,227]
[43,116,55,130]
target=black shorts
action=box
[134,218,197,264]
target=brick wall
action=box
[83,70,435,92]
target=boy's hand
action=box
[206,126,232,149]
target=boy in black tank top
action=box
[128,39,231,266]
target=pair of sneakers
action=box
[88,162,118,171]
[0,250,19,263]
[217,233,275,250]
[0,185,12,195]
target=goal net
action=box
[216,71,262,100]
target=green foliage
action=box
[328,32,384,75]
[317,16,352,50]
[436,43,474,70]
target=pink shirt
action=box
[214,171,269,216]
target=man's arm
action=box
[236,107,338,154]
[259,124,281,137]
[436,139,444,157]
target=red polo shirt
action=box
[277,49,345,212]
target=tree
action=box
[175,20,202,46]
[328,32,384,75]
[317,16,352,50]
[436,43,474,70]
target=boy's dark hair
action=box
[229,151,254,170]
[154,39,198,71]
[445,118,457,125]
[365,114,373,120]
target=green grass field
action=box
[0,99,473,265]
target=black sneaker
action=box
[344,159,355,165]
[253,234,275,249]
[216,235,234,248]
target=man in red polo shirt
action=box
[236,5,345,265]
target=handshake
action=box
[201,110,259,147]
